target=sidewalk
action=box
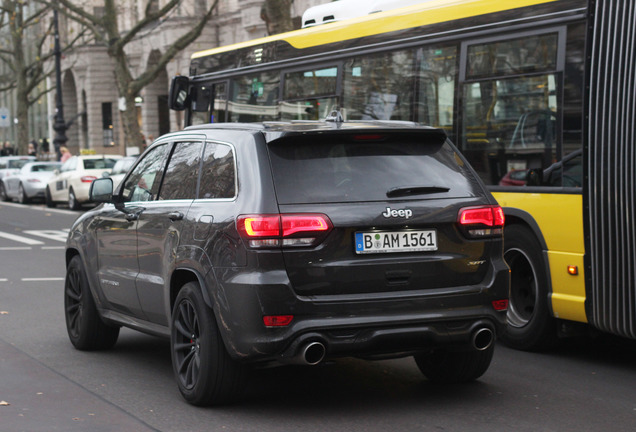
[0,339,157,432]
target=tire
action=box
[500,224,557,351]
[68,187,81,210]
[414,344,495,383]
[45,186,56,208]
[0,182,8,202]
[18,183,29,204]
[64,255,120,350]
[171,282,247,406]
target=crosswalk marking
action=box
[23,230,69,243]
[0,232,44,245]
[0,229,69,246]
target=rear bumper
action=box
[210,259,509,364]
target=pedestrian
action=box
[1,141,14,156]
[28,140,37,157]
[60,146,72,163]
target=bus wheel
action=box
[501,224,557,351]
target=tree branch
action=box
[130,0,218,94]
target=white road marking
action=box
[0,247,32,251]
[23,230,69,243]
[0,232,44,245]
[21,278,65,282]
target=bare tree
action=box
[0,1,78,155]
[53,0,217,148]
[260,0,294,35]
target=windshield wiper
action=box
[386,185,450,198]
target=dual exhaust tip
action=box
[290,326,493,366]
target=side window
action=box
[417,45,457,141]
[461,32,561,186]
[159,141,203,200]
[228,72,279,122]
[198,142,236,199]
[281,66,338,120]
[343,49,415,121]
[122,143,170,203]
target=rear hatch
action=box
[265,129,501,296]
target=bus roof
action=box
[191,0,560,59]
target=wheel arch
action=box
[170,268,213,314]
[501,207,557,330]
[502,207,549,252]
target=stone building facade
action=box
[52,0,324,157]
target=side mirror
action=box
[90,177,114,203]
[169,75,190,111]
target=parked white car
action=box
[107,155,137,191]
[0,161,61,203]
[0,155,36,182]
[46,154,121,210]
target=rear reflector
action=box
[492,299,509,311]
[263,315,294,327]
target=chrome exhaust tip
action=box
[472,327,494,351]
[302,341,326,365]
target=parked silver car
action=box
[0,161,61,203]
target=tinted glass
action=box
[198,143,236,199]
[417,45,457,140]
[462,74,558,185]
[159,142,203,200]
[283,66,337,100]
[467,33,558,79]
[229,72,279,122]
[268,136,477,204]
[343,50,414,121]
[122,144,170,202]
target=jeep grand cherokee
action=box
[64,119,509,406]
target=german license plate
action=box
[355,230,437,254]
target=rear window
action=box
[83,158,119,170]
[267,134,480,204]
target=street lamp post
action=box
[52,4,67,161]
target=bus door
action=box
[281,65,339,120]
[459,30,564,186]
[189,81,228,124]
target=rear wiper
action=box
[386,185,450,198]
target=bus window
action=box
[229,72,279,122]
[282,66,338,120]
[343,49,415,121]
[466,33,558,79]
[461,33,560,186]
[463,74,558,185]
[211,82,228,123]
[416,45,457,139]
[190,84,212,125]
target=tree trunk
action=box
[261,0,294,35]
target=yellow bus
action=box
[168,0,636,350]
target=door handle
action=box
[168,211,184,221]
[125,212,140,221]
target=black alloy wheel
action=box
[171,282,247,406]
[64,255,119,350]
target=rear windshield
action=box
[83,158,119,170]
[267,135,480,204]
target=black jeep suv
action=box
[64,119,509,406]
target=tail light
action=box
[458,205,504,238]
[80,176,98,183]
[237,213,333,248]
